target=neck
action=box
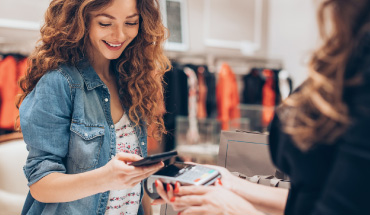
[86,45,112,81]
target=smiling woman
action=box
[15,0,171,215]
[88,0,140,62]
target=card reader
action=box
[144,162,221,199]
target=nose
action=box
[112,25,125,42]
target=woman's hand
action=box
[171,182,263,215]
[201,165,240,190]
[102,152,164,191]
[152,164,239,206]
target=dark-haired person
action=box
[17,0,170,214]
[155,0,370,214]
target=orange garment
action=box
[197,67,207,119]
[216,63,240,130]
[262,69,275,127]
[0,56,27,130]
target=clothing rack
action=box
[166,52,283,74]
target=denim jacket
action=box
[19,59,148,215]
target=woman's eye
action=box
[126,22,138,26]
[99,22,111,27]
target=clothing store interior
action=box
[0,0,344,214]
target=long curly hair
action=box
[280,0,370,151]
[17,0,171,141]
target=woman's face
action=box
[88,0,139,61]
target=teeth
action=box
[105,41,122,47]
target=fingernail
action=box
[178,212,182,215]
[170,197,176,202]
[155,180,159,188]
[217,178,223,186]
[151,202,157,205]
[174,182,180,194]
[166,183,171,191]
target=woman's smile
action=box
[103,40,125,51]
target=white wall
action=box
[169,0,319,87]
[0,0,321,87]
[0,0,48,54]
[267,0,319,87]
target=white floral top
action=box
[105,114,141,215]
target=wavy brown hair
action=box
[17,0,171,140]
[280,0,370,151]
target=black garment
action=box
[268,33,370,215]
[163,62,188,151]
[241,68,264,104]
[272,69,282,105]
[242,68,282,105]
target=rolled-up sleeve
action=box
[19,70,72,187]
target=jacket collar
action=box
[75,59,105,90]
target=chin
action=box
[103,52,124,60]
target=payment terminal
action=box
[144,162,221,199]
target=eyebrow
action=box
[95,13,139,19]
[126,13,139,19]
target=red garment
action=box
[0,56,28,130]
[216,63,240,130]
[262,69,275,127]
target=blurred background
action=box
[0,0,319,214]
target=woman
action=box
[156,0,370,214]
[17,0,170,214]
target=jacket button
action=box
[111,154,114,159]
[84,133,88,137]
[110,125,114,129]
[141,142,145,146]
[104,98,108,102]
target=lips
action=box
[103,40,124,50]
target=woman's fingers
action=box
[214,178,223,187]
[167,183,174,202]
[175,185,212,196]
[129,162,164,182]
[171,195,204,207]
[155,180,171,202]
[115,152,142,162]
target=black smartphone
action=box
[130,150,178,167]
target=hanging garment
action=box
[273,69,283,105]
[216,63,240,130]
[163,62,189,151]
[184,64,217,118]
[241,68,265,104]
[203,65,217,118]
[197,66,208,119]
[262,69,276,127]
[0,56,27,130]
[278,70,293,100]
[184,67,199,144]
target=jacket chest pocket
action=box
[69,122,105,170]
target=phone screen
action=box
[154,163,194,177]
[130,150,177,167]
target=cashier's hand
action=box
[155,179,263,215]
[152,165,241,208]
[201,164,239,189]
[102,152,164,191]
